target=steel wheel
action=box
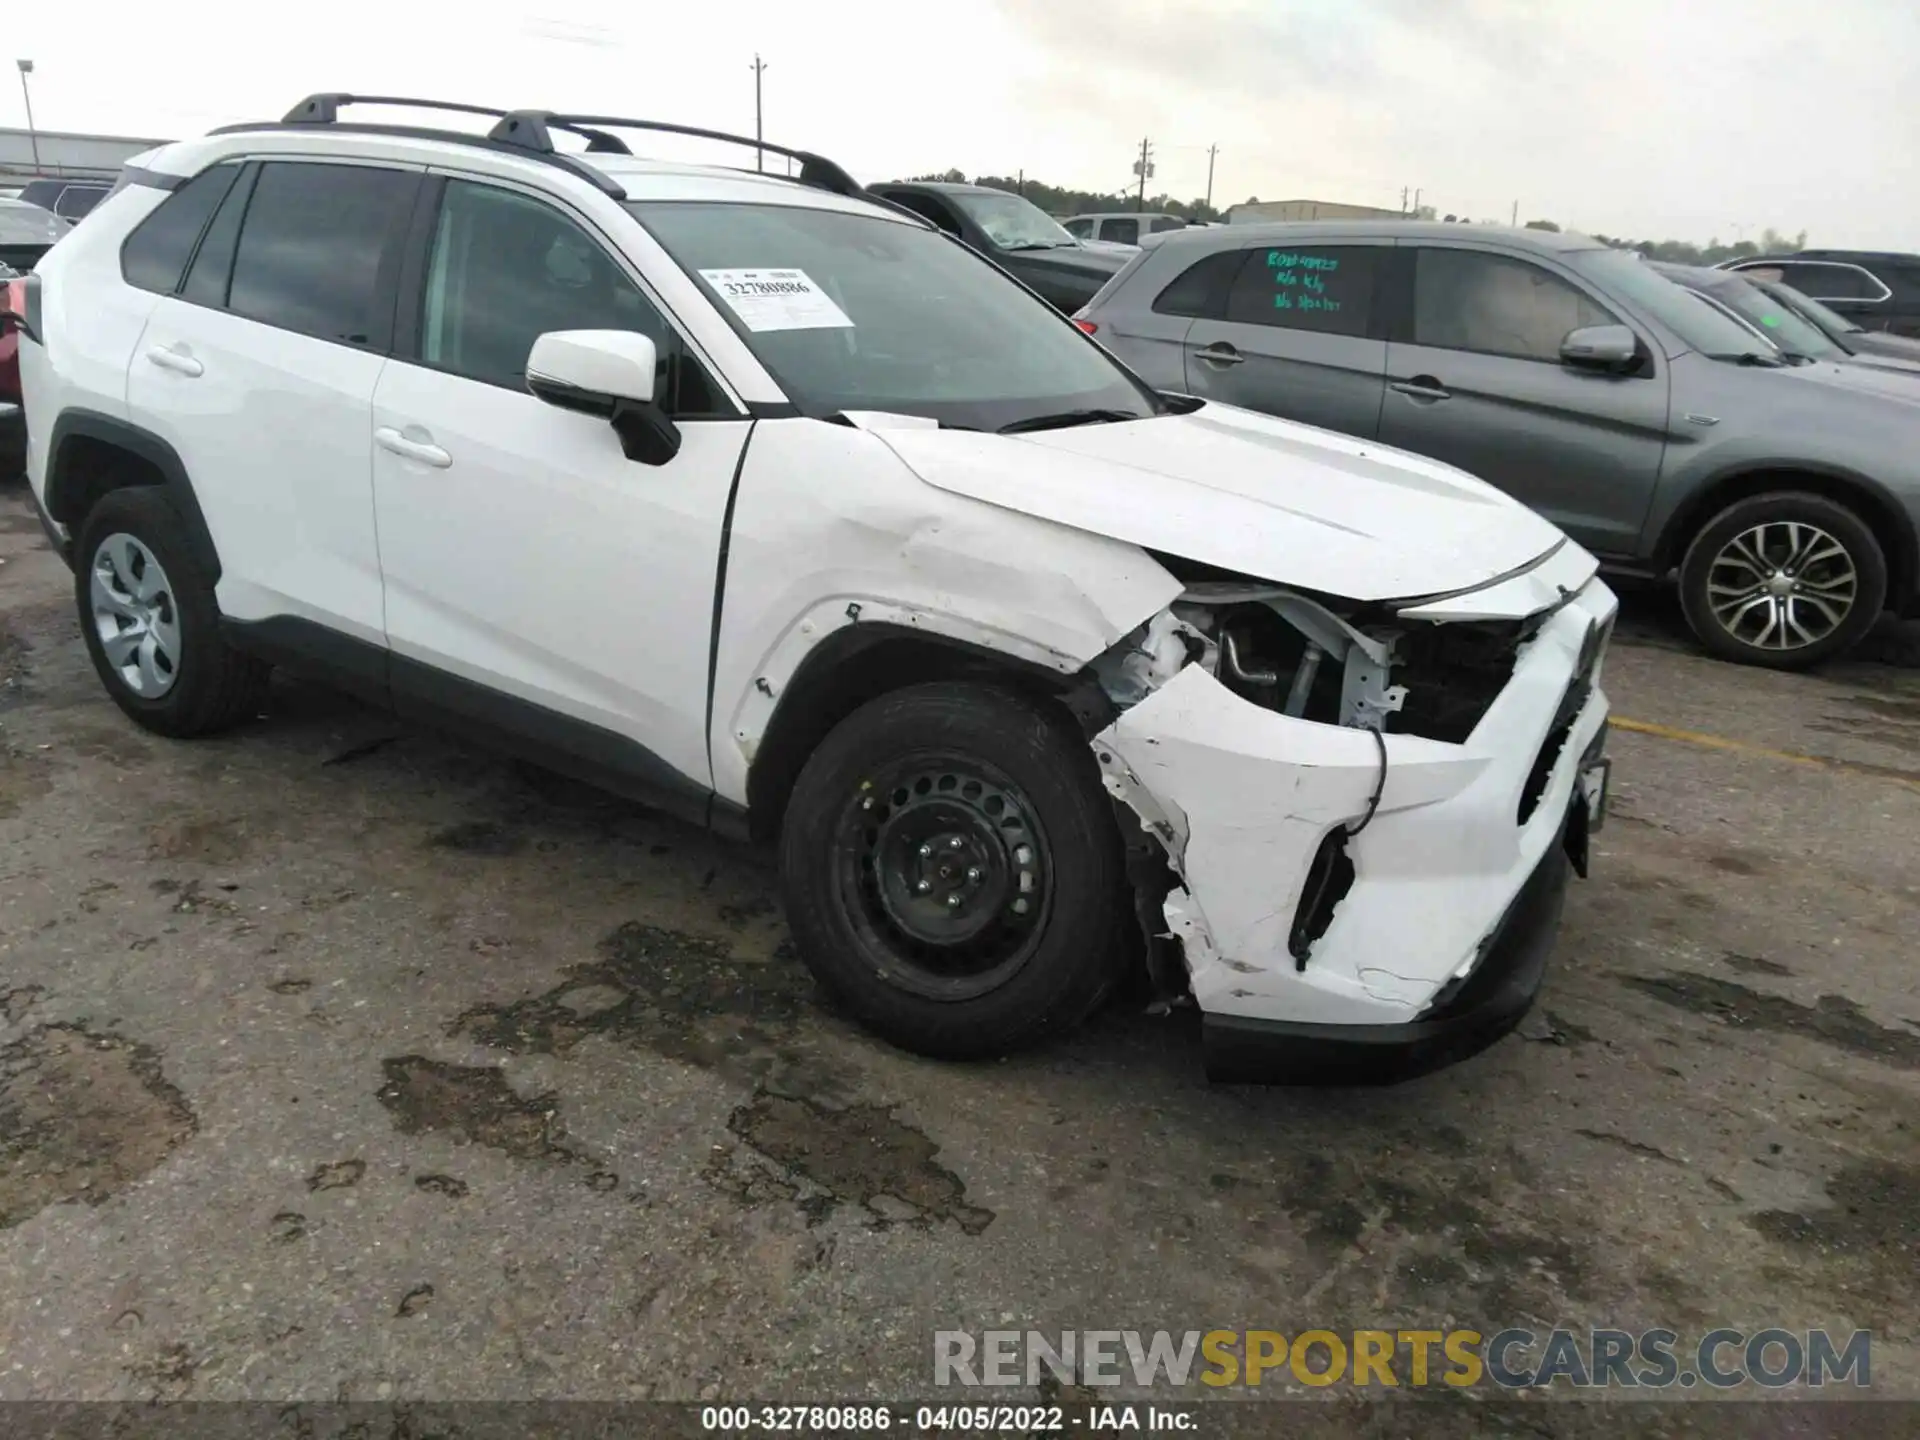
[1704,520,1859,652]
[89,532,182,698]
[833,756,1054,1002]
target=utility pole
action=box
[750,53,767,172]
[1511,199,1519,226]
[1401,185,1409,216]
[15,59,40,174]
[1204,144,1218,213]
[1016,168,1023,198]
[1414,187,1422,216]
[1133,137,1153,213]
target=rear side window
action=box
[227,162,416,348]
[119,164,240,295]
[1103,218,1140,246]
[1152,249,1243,318]
[1225,245,1380,337]
[1412,248,1613,361]
[1149,216,1186,234]
[1773,262,1886,301]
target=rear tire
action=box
[74,487,267,736]
[1678,491,1886,670]
[778,681,1129,1060]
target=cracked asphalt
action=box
[1,480,1917,1408]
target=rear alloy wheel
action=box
[74,486,268,736]
[779,682,1129,1059]
[1679,492,1887,670]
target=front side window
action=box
[417,179,724,414]
[630,200,1157,432]
[119,163,240,295]
[945,191,1078,251]
[1572,248,1776,358]
[1062,217,1093,239]
[1414,248,1613,360]
[227,162,416,347]
[1227,245,1380,338]
[1103,218,1140,246]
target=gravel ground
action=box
[1,480,1916,1420]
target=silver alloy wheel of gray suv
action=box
[1077,220,1920,669]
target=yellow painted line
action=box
[1612,716,1920,792]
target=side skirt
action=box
[221,616,747,840]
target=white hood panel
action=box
[874,403,1568,603]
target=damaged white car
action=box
[15,98,1613,1082]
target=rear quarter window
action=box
[1152,249,1243,318]
[119,164,241,296]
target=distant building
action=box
[1227,198,1405,225]
[1,126,172,186]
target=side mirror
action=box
[526,329,680,465]
[1560,324,1640,373]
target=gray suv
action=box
[1079,222,1920,669]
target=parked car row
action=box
[1718,251,1920,339]
[5,95,1616,1083]
[1075,221,1920,669]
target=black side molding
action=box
[221,616,738,838]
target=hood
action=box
[867,402,1573,603]
[1780,357,1920,407]
[1000,242,1130,282]
[1847,330,1920,363]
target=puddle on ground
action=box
[0,1024,197,1229]
[725,1091,995,1235]
[377,1055,582,1167]
[451,922,849,1097]
[1621,972,1920,1069]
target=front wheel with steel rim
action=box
[779,681,1130,1060]
[74,487,267,736]
[1680,491,1887,671]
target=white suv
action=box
[12,95,1617,1083]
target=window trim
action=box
[1398,242,1639,369]
[1727,259,1891,306]
[394,167,747,420]
[216,155,425,355]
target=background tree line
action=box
[908,168,1809,260]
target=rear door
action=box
[125,158,420,641]
[1180,241,1391,439]
[1378,243,1670,556]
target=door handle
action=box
[144,346,203,378]
[375,426,453,469]
[1390,375,1450,402]
[1197,343,1245,367]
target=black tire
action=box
[779,681,1130,1060]
[1678,491,1887,670]
[74,487,267,736]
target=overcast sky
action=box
[8,0,1918,246]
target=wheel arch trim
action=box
[43,409,223,583]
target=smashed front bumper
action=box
[1093,576,1617,1084]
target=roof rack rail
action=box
[486,111,867,201]
[216,95,888,211]
[209,94,631,198]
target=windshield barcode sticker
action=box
[699,268,854,332]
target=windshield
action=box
[1682,272,1843,360]
[946,191,1078,250]
[630,201,1158,430]
[1767,281,1867,337]
[1570,248,1780,359]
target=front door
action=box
[1379,245,1671,557]
[1180,242,1391,441]
[370,176,751,799]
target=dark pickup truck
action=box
[865,181,1129,315]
